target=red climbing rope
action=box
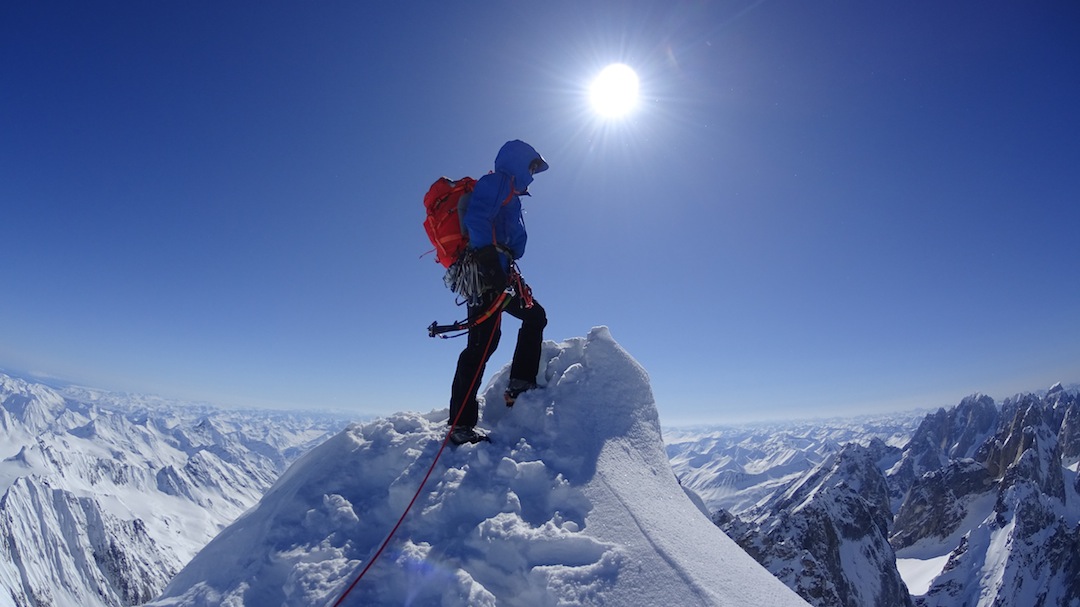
[331,313,503,606]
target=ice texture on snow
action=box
[150,327,809,607]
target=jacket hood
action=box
[494,139,548,192]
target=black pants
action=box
[449,291,547,428]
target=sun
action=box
[589,63,639,118]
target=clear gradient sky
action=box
[2,1,1078,424]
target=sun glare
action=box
[589,63,639,118]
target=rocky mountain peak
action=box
[720,440,912,607]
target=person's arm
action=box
[463,174,506,249]
[502,200,527,260]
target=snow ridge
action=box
[150,328,809,607]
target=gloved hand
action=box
[474,245,508,290]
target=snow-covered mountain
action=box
[892,384,1080,607]
[0,372,351,607]
[7,343,1073,607]
[716,439,913,607]
[149,328,810,607]
[689,383,1080,607]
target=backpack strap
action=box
[490,175,517,247]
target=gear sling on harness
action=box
[428,262,533,338]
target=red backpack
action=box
[423,176,477,268]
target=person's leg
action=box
[449,302,502,428]
[506,298,547,386]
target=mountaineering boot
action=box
[504,378,539,407]
[449,425,490,445]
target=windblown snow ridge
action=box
[150,327,808,607]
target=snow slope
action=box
[150,327,809,607]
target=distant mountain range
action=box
[0,371,351,607]
[4,362,1077,607]
[673,383,1080,607]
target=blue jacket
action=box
[464,140,548,269]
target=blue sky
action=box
[2,1,1077,424]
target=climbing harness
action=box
[510,264,534,309]
[429,261,533,338]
